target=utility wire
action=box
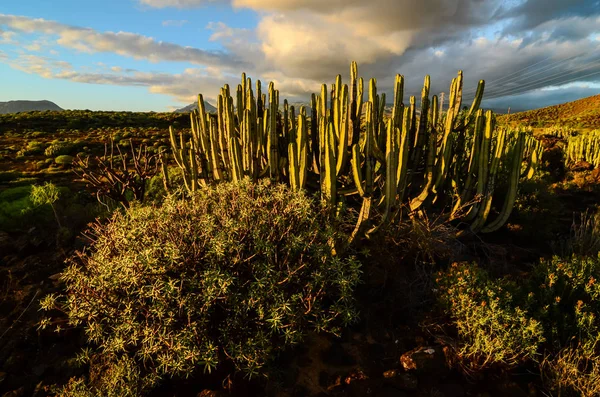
[463,54,587,95]
[480,61,600,99]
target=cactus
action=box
[168,63,531,243]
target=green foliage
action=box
[0,186,51,231]
[52,354,152,397]
[17,140,47,156]
[31,182,60,206]
[169,63,530,241]
[437,256,600,394]
[45,141,75,157]
[55,155,75,165]
[526,256,600,352]
[436,263,545,370]
[43,179,361,392]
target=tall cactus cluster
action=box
[168,62,533,241]
[565,130,600,167]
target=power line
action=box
[462,60,600,102]
[483,69,600,101]
[480,61,600,99]
[463,54,586,95]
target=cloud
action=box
[5,53,229,104]
[0,28,17,44]
[0,14,243,69]
[162,19,188,27]
[3,0,600,111]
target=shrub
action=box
[542,345,600,396]
[526,256,600,352]
[436,256,600,394]
[435,263,545,370]
[55,155,75,165]
[42,179,361,392]
[45,141,75,157]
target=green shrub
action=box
[17,140,47,156]
[0,185,53,232]
[45,141,75,157]
[55,155,75,165]
[526,256,600,352]
[437,256,600,394]
[435,263,545,370]
[42,179,360,392]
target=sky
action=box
[0,0,599,112]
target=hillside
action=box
[498,94,600,128]
[0,100,63,114]
[175,100,217,113]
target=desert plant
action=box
[73,140,160,208]
[435,262,545,371]
[542,345,600,396]
[31,182,62,228]
[40,179,361,392]
[45,141,75,157]
[55,155,75,165]
[168,62,531,243]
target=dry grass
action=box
[542,345,600,397]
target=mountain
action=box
[0,100,63,114]
[174,101,217,113]
[498,94,600,129]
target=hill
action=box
[0,100,63,114]
[175,101,217,113]
[498,94,600,128]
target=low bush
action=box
[55,155,75,165]
[435,263,545,370]
[436,255,600,395]
[45,141,75,157]
[41,179,361,394]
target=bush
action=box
[55,155,75,165]
[436,256,600,394]
[43,179,361,392]
[526,256,600,352]
[435,263,545,370]
[45,141,75,157]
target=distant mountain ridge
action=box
[174,101,217,113]
[0,100,63,114]
[498,94,600,129]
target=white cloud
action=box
[5,53,230,104]
[0,14,243,69]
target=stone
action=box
[399,346,448,373]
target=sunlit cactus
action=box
[167,62,536,241]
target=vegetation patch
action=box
[41,179,361,394]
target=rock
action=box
[0,372,6,384]
[399,346,448,373]
[382,369,418,391]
